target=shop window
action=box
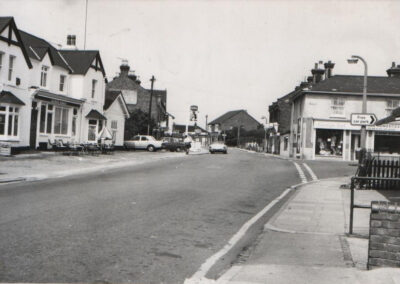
[331,97,345,117]
[315,129,343,157]
[386,99,400,116]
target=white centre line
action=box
[293,162,307,183]
[303,163,318,181]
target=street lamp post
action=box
[261,116,268,152]
[347,55,368,162]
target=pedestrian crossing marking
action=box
[293,162,307,183]
[303,163,318,181]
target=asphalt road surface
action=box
[0,149,355,283]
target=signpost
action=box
[350,113,377,126]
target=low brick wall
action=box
[368,201,400,269]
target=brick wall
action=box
[368,201,400,269]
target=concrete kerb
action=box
[216,176,355,284]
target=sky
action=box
[1,0,400,127]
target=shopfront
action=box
[315,129,343,158]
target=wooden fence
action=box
[359,159,400,189]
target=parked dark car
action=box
[162,137,190,152]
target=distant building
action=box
[208,109,260,134]
[106,63,169,134]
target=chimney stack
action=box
[386,61,400,78]
[311,62,325,84]
[128,70,137,81]
[324,60,335,79]
[119,60,130,77]
[64,35,78,50]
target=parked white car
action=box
[209,141,228,154]
[124,135,163,152]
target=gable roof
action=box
[304,75,400,96]
[0,17,32,68]
[19,30,70,70]
[59,50,106,76]
[104,90,130,118]
[86,109,107,120]
[209,109,261,126]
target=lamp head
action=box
[347,58,359,64]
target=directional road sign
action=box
[350,113,377,126]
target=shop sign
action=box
[367,124,400,132]
[314,120,360,130]
[350,113,377,126]
[0,142,11,156]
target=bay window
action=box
[54,107,69,135]
[0,105,19,137]
[39,103,70,135]
[72,108,78,136]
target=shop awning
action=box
[86,109,107,120]
[34,90,84,107]
[0,91,25,105]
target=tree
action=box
[124,109,156,139]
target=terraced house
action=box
[0,16,128,153]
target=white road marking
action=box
[293,162,307,183]
[303,163,318,181]
[185,187,294,283]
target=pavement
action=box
[0,148,208,184]
[216,177,400,284]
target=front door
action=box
[30,102,38,149]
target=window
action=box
[8,55,15,81]
[59,75,66,92]
[91,79,97,98]
[0,105,19,137]
[132,136,140,141]
[88,120,97,141]
[386,99,400,116]
[331,97,345,117]
[111,120,118,143]
[0,52,3,71]
[54,107,69,135]
[72,108,77,136]
[40,66,49,87]
[39,104,55,134]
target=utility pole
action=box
[237,126,241,147]
[84,0,88,50]
[147,76,155,135]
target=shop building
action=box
[291,62,400,161]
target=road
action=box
[0,149,355,283]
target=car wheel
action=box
[147,145,155,152]
[176,147,182,152]
[210,151,214,154]
[224,151,227,154]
